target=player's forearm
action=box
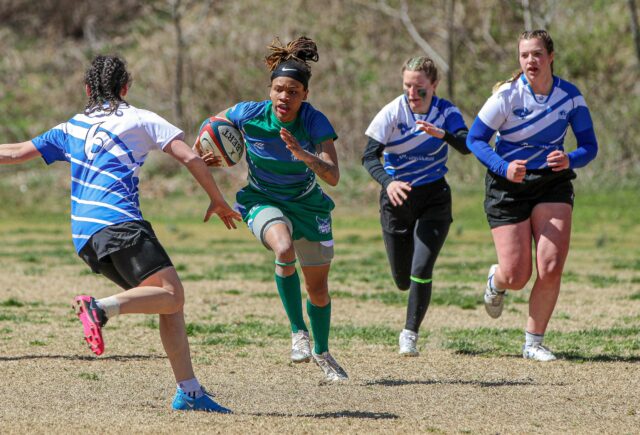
[183,157,227,204]
[362,136,393,188]
[298,151,340,186]
[0,141,40,164]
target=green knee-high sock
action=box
[275,271,307,333]
[307,300,331,354]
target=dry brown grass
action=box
[1,217,639,434]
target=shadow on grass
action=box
[555,353,640,363]
[0,354,165,361]
[364,377,561,388]
[249,410,399,420]
[451,349,640,363]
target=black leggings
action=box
[383,219,450,332]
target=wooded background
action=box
[1,0,638,194]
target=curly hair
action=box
[84,55,132,115]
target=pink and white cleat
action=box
[73,295,107,356]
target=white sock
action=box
[525,331,544,347]
[178,378,203,398]
[96,296,120,319]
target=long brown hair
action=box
[492,29,554,93]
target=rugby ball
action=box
[196,116,244,167]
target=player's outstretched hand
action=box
[204,201,242,229]
[280,128,305,159]
[415,120,445,139]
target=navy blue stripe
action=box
[99,128,136,164]
[388,130,422,147]
[501,94,572,136]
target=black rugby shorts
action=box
[79,220,173,289]
[484,168,576,229]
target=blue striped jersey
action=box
[31,103,184,252]
[226,100,337,201]
[476,75,594,170]
[365,95,467,186]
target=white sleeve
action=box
[365,102,396,145]
[477,91,509,131]
[139,109,185,150]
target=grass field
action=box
[1,186,639,433]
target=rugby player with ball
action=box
[198,36,348,383]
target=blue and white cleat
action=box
[171,387,232,413]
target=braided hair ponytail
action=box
[84,55,132,115]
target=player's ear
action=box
[85,85,91,97]
[303,88,309,101]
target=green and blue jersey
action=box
[227,100,338,241]
[226,100,337,201]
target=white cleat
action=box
[312,350,348,382]
[484,264,506,319]
[291,331,312,363]
[522,343,557,361]
[399,329,419,357]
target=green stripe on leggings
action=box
[410,276,432,284]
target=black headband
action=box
[270,60,310,88]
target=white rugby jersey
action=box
[365,95,466,186]
[32,103,183,252]
[477,75,593,169]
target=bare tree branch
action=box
[397,0,449,74]
[354,0,449,74]
[354,0,400,18]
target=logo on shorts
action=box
[253,141,265,150]
[316,216,331,234]
[513,107,532,119]
[398,122,411,135]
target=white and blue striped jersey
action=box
[31,103,183,253]
[468,75,597,177]
[365,95,467,186]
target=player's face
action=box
[270,77,308,123]
[519,37,554,84]
[402,70,437,114]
